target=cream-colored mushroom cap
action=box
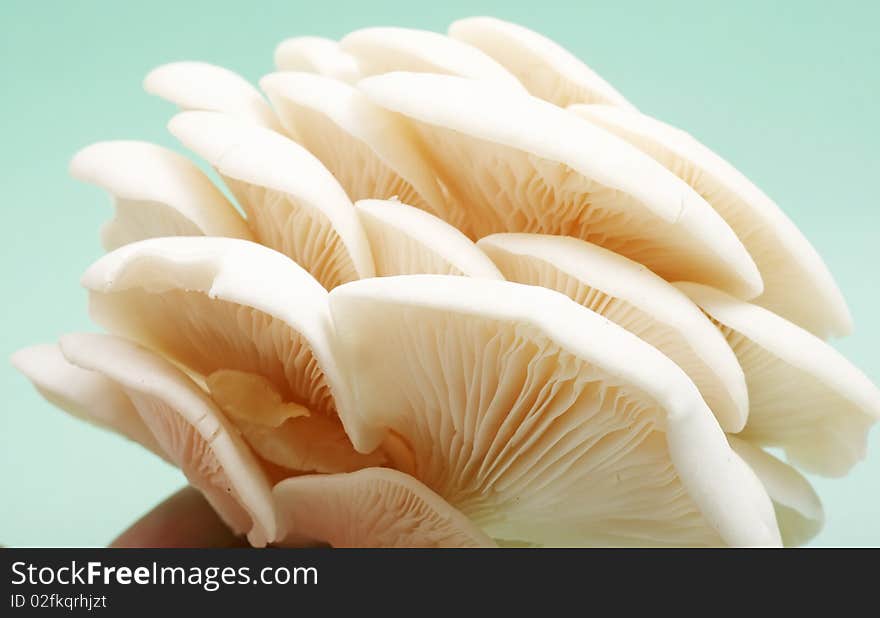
[329,275,780,547]
[570,103,851,338]
[69,140,252,250]
[449,16,634,109]
[273,36,361,83]
[359,72,762,299]
[274,468,496,548]
[479,233,748,431]
[677,282,880,476]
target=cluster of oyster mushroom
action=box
[13,17,880,547]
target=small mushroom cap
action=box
[11,343,164,458]
[478,233,748,431]
[359,72,762,298]
[274,467,496,547]
[273,36,361,83]
[677,282,880,476]
[144,61,281,130]
[260,71,446,218]
[57,332,277,546]
[357,199,503,278]
[570,103,852,338]
[329,275,780,547]
[728,437,824,547]
[340,27,524,91]
[70,140,252,250]
[449,16,635,110]
[168,110,375,287]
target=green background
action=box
[1,0,877,547]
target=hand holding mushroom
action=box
[13,16,880,548]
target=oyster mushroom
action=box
[340,26,523,90]
[569,104,851,338]
[677,282,880,476]
[81,236,378,471]
[329,275,781,547]
[168,110,374,289]
[274,468,496,547]
[449,16,635,110]
[274,36,361,83]
[259,71,447,220]
[144,61,281,130]
[728,437,824,547]
[478,233,747,432]
[359,72,762,298]
[69,140,252,250]
[357,199,502,278]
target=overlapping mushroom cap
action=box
[12,15,878,547]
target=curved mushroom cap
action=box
[58,332,277,546]
[728,437,823,547]
[168,111,374,288]
[273,36,361,83]
[449,16,634,110]
[357,199,503,278]
[570,104,851,338]
[260,72,446,220]
[340,27,524,90]
[329,275,780,547]
[359,73,762,299]
[70,141,252,250]
[478,233,747,431]
[144,61,281,130]
[81,236,373,457]
[274,467,496,548]
[11,343,163,458]
[677,282,880,476]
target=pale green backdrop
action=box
[1,0,877,546]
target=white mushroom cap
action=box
[273,36,361,83]
[570,104,851,338]
[144,61,281,131]
[340,27,524,91]
[728,437,824,547]
[329,275,780,547]
[260,71,447,219]
[478,233,748,431]
[168,110,375,288]
[57,332,277,547]
[357,199,502,278]
[449,16,635,110]
[359,72,762,298]
[11,343,164,458]
[274,468,496,547]
[677,282,880,476]
[81,236,370,454]
[70,141,252,250]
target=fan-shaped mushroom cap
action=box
[340,27,524,90]
[677,282,880,476]
[357,199,502,278]
[274,36,361,83]
[478,233,747,431]
[81,236,374,459]
[329,275,780,547]
[57,332,277,546]
[449,16,634,110]
[728,437,823,547]
[168,111,374,288]
[259,72,446,219]
[144,61,281,130]
[11,343,163,458]
[69,141,252,250]
[359,73,762,299]
[274,467,496,547]
[570,104,851,338]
